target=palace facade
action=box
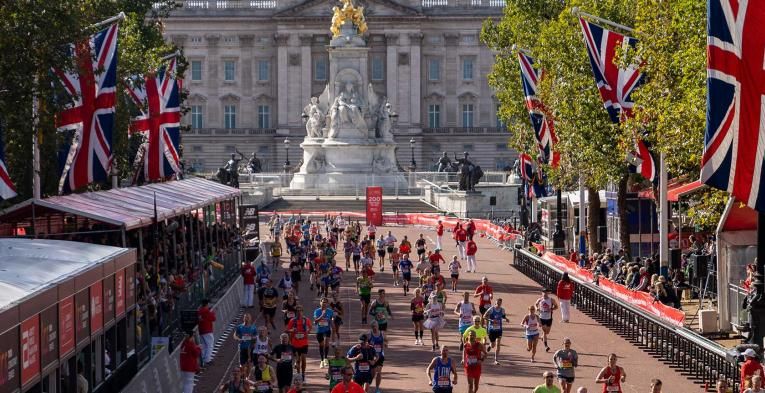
[163,0,517,173]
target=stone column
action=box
[385,34,399,115]
[275,33,290,128]
[443,32,459,126]
[408,33,423,128]
[299,34,313,108]
[205,34,221,126]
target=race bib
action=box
[256,382,270,391]
[606,386,620,392]
[295,333,305,339]
[561,360,572,368]
[332,371,342,381]
[461,315,472,324]
[287,312,295,319]
[482,294,490,301]
[318,320,329,327]
[374,344,382,354]
[438,376,450,387]
[241,335,252,341]
[359,362,370,372]
[467,356,478,365]
[281,354,292,361]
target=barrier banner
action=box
[365,187,383,226]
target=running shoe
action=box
[414,339,419,345]
[493,360,500,365]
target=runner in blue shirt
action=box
[233,313,257,372]
[313,297,335,368]
[368,321,387,393]
[426,346,458,393]
[482,298,510,365]
[398,256,414,295]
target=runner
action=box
[483,298,509,365]
[256,260,272,290]
[369,289,393,331]
[391,247,401,287]
[376,236,386,271]
[330,366,366,393]
[650,379,663,393]
[329,260,344,295]
[454,291,476,352]
[247,354,276,393]
[271,240,283,268]
[473,277,494,316]
[521,305,541,363]
[424,292,446,351]
[347,334,379,392]
[535,288,559,352]
[461,316,488,354]
[271,333,295,393]
[383,231,397,269]
[286,305,312,380]
[252,326,272,364]
[416,234,427,261]
[367,223,377,241]
[282,291,299,326]
[352,241,362,275]
[368,321,388,393]
[278,270,294,297]
[429,249,446,274]
[242,260,257,308]
[399,235,412,259]
[234,313,257,373]
[552,338,578,393]
[356,270,374,324]
[595,353,626,393]
[448,256,462,293]
[532,371,561,393]
[258,279,280,331]
[465,237,478,273]
[289,256,302,293]
[411,288,426,346]
[556,273,574,323]
[218,367,247,393]
[435,220,444,251]
[434,280,448,308]
[326,346,350,392]
[426,345,458,393]
[462,330,486,393]
[360,251,375,279]
[330,291,345,347]
[344,237,354,271]
[398,253,414,295]
[313,297,335,368]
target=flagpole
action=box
[659,152,669,277]
[32,76,41,199]
[160,50,181,62]
[571,7,635,33]
[578,176,586,255]
[86,12,126,31]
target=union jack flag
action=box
[0,131,16,200]
[53,24,119,194]
[579,17,657,183]
[125,58,182,182]
[519,153,534,181]
[702,1,765,212]
[529,165,548,199]
[518,52,560,168]
[629,138,657,183]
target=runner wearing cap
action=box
[368,321,388,393]
[552,338,578,393]
[535,288,559,352]
[427,345,458,393]
[347,334,379,391]
[532,371,562,393]
[483,299,509,365]
[463,330,486,393]
[461,316,488,352]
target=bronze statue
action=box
[454,152,483,192]
[437,152,452,172]
[218,149,244,188]
[248,152,263,173]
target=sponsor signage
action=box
[39,306,58,370]
[365,187,383,226]
[90,281,103,334]
[103,275,115,326]
[59,297,75,357]
[0,328,19,393]
[75,290,89,346]
[239,204,260,239]
[125,265,135,309]
[115,269,125,317]
[20,315,39,386]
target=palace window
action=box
[371,56,384,81]
[190,60,202,81]
[224,105,236,129]
[428,58,441,81]
[258,105,271,128]
[428,104,441,128]
[462,57,474,81]
[462,104,474,127]
[315,57,328,81]
[190,105,203,129]
[224,60,236,81]
[258,60,270,81]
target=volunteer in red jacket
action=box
[466,219,476,241]
[455,224,468,261]
[466,238,478,273]
[556,272,575,323]
[241,260,257,308]
[435,220,444,250]
[180,332,201,393]
[198,298,217,366]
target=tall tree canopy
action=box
[0,0,180,204]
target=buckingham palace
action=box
[163,0,518,173]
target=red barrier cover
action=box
[543,252,685,327]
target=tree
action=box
[0,1,181,205]
[482,0,637,253]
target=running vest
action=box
[281,276,293,290]
[458,302,474,327]
[601,366,622,393]
[369,331,385,356]
[537,297,553,319]
[487,307,504,331]
[525,315,540,336]
[463,342,482,367]
[432,357,453,387]
[253,336,270,356]
[252,366,273,392]
[226,380,245,393]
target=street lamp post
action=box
[283,137,291,172]
[409,138,416,171]
[552,187,566,251]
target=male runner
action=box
[473,277,494,316]
[347,334,379,392]
[552,338,578,393]
[258,279,280,330]
[426,345,458,393]
[399,254,414,295]
[535,288,559,352]
[369,321,388,393]
[483,298,509,365]
[356,270,374,324]
[313,297,335,368]
[369,289,393,331]
[463,330,486,393]
[286,306,312,381]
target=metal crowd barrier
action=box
[513,248,740,392]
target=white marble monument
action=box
[290,0,407,190]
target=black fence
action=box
[513,248,740,392]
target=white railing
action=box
[421,0,505,7]
[175,0,278,9]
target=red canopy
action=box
[720,198,758,232]
[0,177,240,231]
[637,178,705,201]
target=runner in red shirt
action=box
[473,277,494,315]
[241,260,257,308]
[287,305,312,378]
[463,330,486,393]
[180,333,201,393]
[428,250,446,274]
[466,239,478,273]
[330,366,366,393]
[435,220,444,250]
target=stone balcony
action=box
[422,126,509,135]
[184,128,277,135]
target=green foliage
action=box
[0,1,181,205]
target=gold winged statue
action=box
[330,0,368,37]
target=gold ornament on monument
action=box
[330,0,367,38]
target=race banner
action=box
[365,187,383,226]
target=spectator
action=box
[198,298,217,367]
[180,333,201,393]
[741,349,765,392]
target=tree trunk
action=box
[587,187,602,254]
[617,174,631,259]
